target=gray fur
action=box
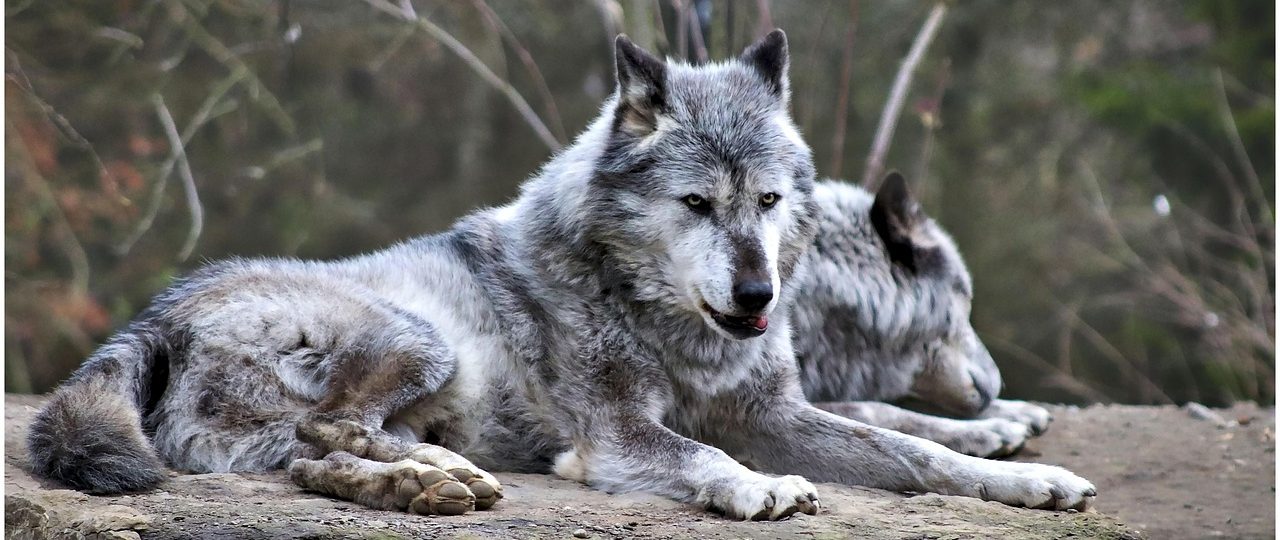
[792,177,1053,455]
[28,31,1094,518]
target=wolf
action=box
[795,175,1054,458]
[28,31,1095,520]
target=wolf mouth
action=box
[701,302,768,339]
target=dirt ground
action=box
[4,394,1272,539]
[1010,401,1275,540]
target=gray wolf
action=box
[796,175,1054,457]
[28,31,1095,519]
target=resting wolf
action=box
[797,176,1054,458]
[28,31,1095,519]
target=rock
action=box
[1183,402,1230,427]
[3,395,1143,540]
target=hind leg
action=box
[291,419,502,512]
[288,451,476,515]
[286,314,502,514]
[813,401,1030,458]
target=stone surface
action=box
[6,395,1266,539]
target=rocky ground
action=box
[4,395,1272,539]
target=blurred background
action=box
[5,0,1274,406]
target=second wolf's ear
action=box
[614,34,668,137]
[740,29,789,101]
[870,171,939,273]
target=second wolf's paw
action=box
[940,418,1030,458]
[980,400,1053,436]
[971,461,1096,511]
[703,474,821,521]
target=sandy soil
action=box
[5,394,1271,539]
[1011,402,1275,540]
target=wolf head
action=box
[587,31,818,341]
[793,173,1001,416]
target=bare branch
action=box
[469,0,568,143]
[827,0,858,177]
[1213,68,1271,223]
[860,2,947,187]
[170,1,296,137]
[673,0,689,60]
[7,119,91,297]
[686,0,709,64]
[152,94,205,262]
[118,69,245,256]
[6,49,124,207]
[363,0,562,152]
[755,0,774,37]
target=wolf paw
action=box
[390,460,476,515]
[980,400,1053,436]
[703,474,821,521]
[289,453,478,515]
[971,462,1096,511]
[940,418,1030,458]
[403,445,504,510]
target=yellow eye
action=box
[683,194,707,209]
[760,193,779,208]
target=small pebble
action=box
[573,528,590,538]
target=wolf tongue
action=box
[751,316,768,330]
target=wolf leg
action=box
[714,383,1095,510]
[977,399,1053,436]
[813,401,1030,457]
[288,451,474,515]
[284,313,501,513]
[295,418,502,510]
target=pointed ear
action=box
[614,34,668,136]
[870,171,930,273]
[740,29,790,100]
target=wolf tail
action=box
[26,319,173,494]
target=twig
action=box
[118,69,245,256]
[1213,68,1271,223]
[983,335,1111,403]
[755,0,774,37]
[686,0,709,64]
[827,0,858,176]
[468,0,567,143]
[6,50,124,206]
[860,2,947,187]
[7,119,91,297]
[363,0,562,152]
[913,58,950,188]
[798,0,837,137]
[673,0,688,60]
[172,1,296,137]
[152,94,204,262]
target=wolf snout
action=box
[732,279,774,312]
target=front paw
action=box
[700,474,821,520]
[940,418,1031,458]
[971,462,1096,511]
[980,400,1053,436]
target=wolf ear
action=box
[870,171,937,273]
[740,29,789,100]
[614,34,668,137]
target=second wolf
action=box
[29,32,1095,519]
[796,175,1054,458]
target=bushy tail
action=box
[26,325,170,494]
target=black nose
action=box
[732,280,774,312]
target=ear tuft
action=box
[870,171,926,272]
[740,29,790,99]
[614,34,668,136]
